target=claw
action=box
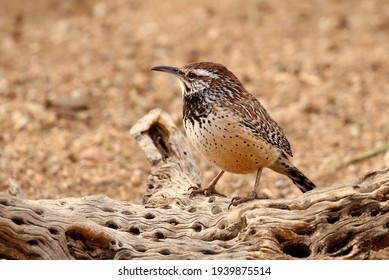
[228,191,268,209]
[188,184,201,191]
[189,186,226,198]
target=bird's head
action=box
[151,62,244,97]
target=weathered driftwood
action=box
[0,109,388,260]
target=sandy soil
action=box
[0,0,388,203]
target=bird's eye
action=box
[187,72,196,79]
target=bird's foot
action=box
[189,184,226,198]
[228,191,268,209]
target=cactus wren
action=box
[151,62,316,207]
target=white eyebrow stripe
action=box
[192,69,220,79]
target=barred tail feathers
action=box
[269,153,316,193]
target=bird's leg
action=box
[229,167,267,208]
[190,170,226,197]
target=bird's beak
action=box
[151,66,180,76]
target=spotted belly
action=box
[184,114,280,174]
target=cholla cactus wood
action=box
[0,109,388,260]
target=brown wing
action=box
[229,92,293,157]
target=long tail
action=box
[269,152,316,193]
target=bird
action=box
[151,62,316,207]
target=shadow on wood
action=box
[0,109,388,259]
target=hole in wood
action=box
[349,206,363,217]
[188,207,196,213]
[329,206,341,213]
[211,205,222,214]
[121,210,133,215]
[326,214,340,224]
[134,245,147,252]
[192,222,202,232]
[129,227,140,235]
[27,240,38,246]
[370,208,380,217]
[217,220,227,229]
[200,249,216,255]
[0,199,11,206]
[148,124,172,161]
[33,209,43,216]
[154,231,166,239]
[282,242,311,258]
[49,228,59,235]
[105,221,119,229]
[327,231,353,254]
[66,229,84,242]
[168,218,179,225]
[11,217,24,225]
[65,226,115,250]
[367,202,381,217]
[371,233,389,251]
[268,203,290,210]
[159,249,171,255]
[102,207,115,213]
[144,213,155,219]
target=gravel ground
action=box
[0,0,388,203]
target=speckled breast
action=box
[184,111,281,174]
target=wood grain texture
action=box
[0,109,388,260]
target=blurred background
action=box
[0,0,388,202]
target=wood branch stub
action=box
[0,109,388,260]
[130,109,203,206]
